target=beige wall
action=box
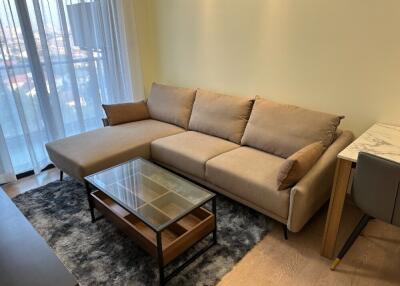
[130,0,158,96]
[133,0,400,136]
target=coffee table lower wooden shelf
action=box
[91,190,216,273]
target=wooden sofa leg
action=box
[282,224,288,240]
[59,170,64,181]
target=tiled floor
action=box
[3,169,400,286]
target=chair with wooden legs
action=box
[330,152,400,270]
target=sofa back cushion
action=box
[147,83,197,129]
[188,89,254,144]
[241,97,344,158]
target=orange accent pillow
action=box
[102,101,150,126]
[277,142,324,190]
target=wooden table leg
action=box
[321,158,353,258]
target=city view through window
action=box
[0,0,122,174]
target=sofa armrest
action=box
[287,130,354,232]
[102,101,150,126]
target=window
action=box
[0,0,135,180]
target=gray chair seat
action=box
[331,152,400,270]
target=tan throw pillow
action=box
[241,97,344,158]
[102,101,150,126]
[188,89,254,143]
[147,83,197,129]
[277,142,324,190]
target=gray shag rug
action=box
[13,178,273,286]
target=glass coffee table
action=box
[84,158,217,285]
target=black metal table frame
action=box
[84,180,217,286]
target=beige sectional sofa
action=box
[46,83,353,232]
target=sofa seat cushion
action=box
[151,131,239,178]
[147,83,197,129]
[188,89,254,143]
[46,120,184,182]
[206,147,290,219]
[242,97,344,158]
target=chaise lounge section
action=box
[46,119,185,183]
[46,83,353,233]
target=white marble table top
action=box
[338,123,400,163]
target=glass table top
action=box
[85,158,215,231]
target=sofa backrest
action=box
[241,97,344,158]
[147,83,197,129]
[188,89,254,144]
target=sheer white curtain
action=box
[0,0,142,184]
[0,124,15,183]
